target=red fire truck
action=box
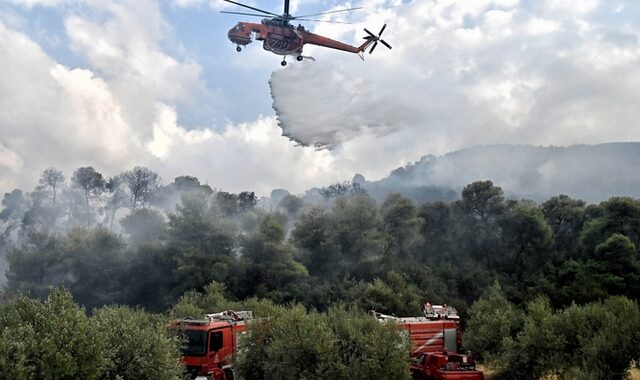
[371,303,463,357]
[173,304,470,379]
[169,310,253,380]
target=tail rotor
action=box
[364,24,392,54]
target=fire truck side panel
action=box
[401,320,461,356]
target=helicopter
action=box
[222,0,391,66]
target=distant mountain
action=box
[355,142,640,204]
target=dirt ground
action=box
[478,365,640,379]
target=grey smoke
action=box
[358,142,640,204]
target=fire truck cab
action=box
[169,310,253,380]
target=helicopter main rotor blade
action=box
[380,39,392,49]
[221,0,279,17]
[293,7,362,19]
[294,18,353,24]
[220,11,270,17]
[284,0,290,16]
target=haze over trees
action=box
[356,142,640,204]
[1,166,640,378]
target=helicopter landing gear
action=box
[296,55,303,62]
[281,58,287,66]
[236,46,242,52]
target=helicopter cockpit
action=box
[227,22,253,48]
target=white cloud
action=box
[171,0,258,11]
[7,0,70,8]
[0,144,23,172]
[542,0,599,15]
[49,64,139,159]
[526,18,559,34]
[63,0,210,134]
[147,103,214,159]
[0,20,138,192]
[172,0,206,8]
[0,11,345,197]
[146,105,339,194]
[289,0,323,14]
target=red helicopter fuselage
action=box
[222,0,390,65]
[228,19,369,58]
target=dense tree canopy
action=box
[3,170,640,314]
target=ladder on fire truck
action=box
[205,310,254,322]
[423,303,460,321]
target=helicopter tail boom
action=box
[303,24,391,58]
[304,32,362,54]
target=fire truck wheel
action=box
[223,368,235,380]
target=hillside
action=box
[356,142,640,203]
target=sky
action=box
[1,0,640,197]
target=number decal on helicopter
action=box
[270,39,289,49]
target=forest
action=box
[0,166,639,379]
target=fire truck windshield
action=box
[181,330,207,356]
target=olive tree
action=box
[0,289,109,379]
[235,305,410,380]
